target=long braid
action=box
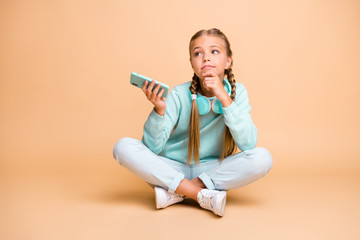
[187,73,200,165]
[190,73,199,94]
[220,66,237,161]
[226,66,236,101]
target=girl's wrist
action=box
[154,106,165,116]
[217,94,233,108]
[215,88,232,107]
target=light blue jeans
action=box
[113,137,273,193]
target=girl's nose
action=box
[202,51,211,62]
[203,56,210,62]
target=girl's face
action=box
[190,35,232,82]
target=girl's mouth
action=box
[201,65,215,69]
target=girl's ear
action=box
[225,56,232,69]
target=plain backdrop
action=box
[1,0,359,239]
[1,0,360,173]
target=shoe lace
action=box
[199,191,215,210]
[167,193,184,203]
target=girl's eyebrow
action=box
[192,45,220,51]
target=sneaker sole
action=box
[155,187,165,209]
[215,191,227,216]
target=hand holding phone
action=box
[130,72,169,98]
[130,72,168,115]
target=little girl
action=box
[113,28,273,217]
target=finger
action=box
[207,80,218,88]
[145,81,156,98]
[149,85,159,102]
[203,80,217,91]
[142,80,148,92]
[204,77,216,83]
[204,78,216,86]
[156,88,164,99]
[148,80,156,91]
[203,81,210,91]
[202,71,216,77]
[143,81,152,99]
[152,83,161,96]
[146,81,155,92]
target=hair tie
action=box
[191,94,197,100]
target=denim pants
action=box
[113,137,273,193]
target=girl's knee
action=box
[256,147,273,173]
[113,137,138,160]
[246,147,273,173]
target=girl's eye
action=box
[212,50,219,54]
[194,52,202,56]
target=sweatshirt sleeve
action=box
[222,84,257,151]
[141,88,181,154]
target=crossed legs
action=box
[176,177,207,200]
[113,137,273,198]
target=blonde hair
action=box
[187,28,237,165]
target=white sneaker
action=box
[155,187,184,209]
[197,189,227,216]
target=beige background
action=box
[1,0,359,239]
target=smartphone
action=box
[130,72,169,98]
